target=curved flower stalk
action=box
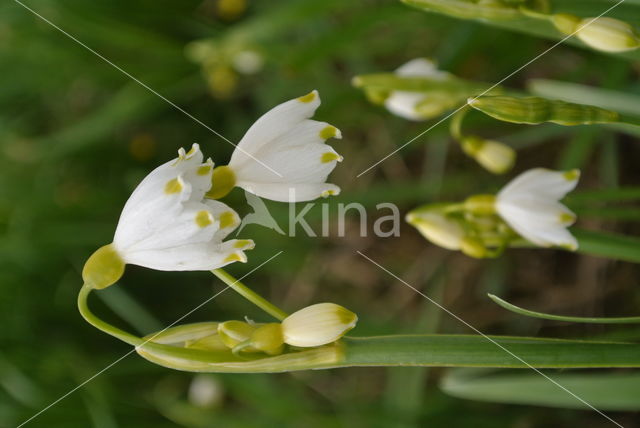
[82,144,254,290]
[407,168,580,257]
[207,90,343,202]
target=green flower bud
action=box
[406,209,465,250]
[460,236,488,258]
[250,323,284,355]
[461,136,515,174]
[217,320,256,349]
[281,303,357,347]
[206,165,236,199]
[82,244,125,289]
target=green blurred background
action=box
[1,0,640,426]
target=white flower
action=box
[496,168,580,250]
[384,58,452,121]
[83,144,254,289]
[224,90,342,202]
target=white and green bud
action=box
[281,303,357,347]
[552,14,640,53]
[406,208,465,250]
[461,135,515,174]
[576,17,640,53]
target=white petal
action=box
[234,142,340,185]
[395,58,449,80]
[498,168,580,202]
[204,199,242,241]
[114,173,192,249]
[236,182,340,203]
[118,201,220,253]
[384,92,429,121]
[229,90,321,167]
[121,239,254,271]
[496,199,577,249]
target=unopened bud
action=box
[217,320,256,349]
[461,136,515,174]
[406,209,465,250]
[576,17,640,53]
[250,323,284,355]
[281,303,357,347]
[460,236,488,258]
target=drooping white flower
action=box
[221,90,342,202]
[495,168,580,250]
[83,144,254,289]
[384,58,452,121]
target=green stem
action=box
[77,283,143,347]
[489,294,640,324]
[211,269,288,321]
[135,332,640,373]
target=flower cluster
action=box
[407,168,580,257]
[83,91,341,289]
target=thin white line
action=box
[12,0,283,178]
[16,251,283,427]
[357,251,623,428]
[357,0,626,177]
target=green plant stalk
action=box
[136,333,640,373]
[78,287,640,372]
[77,283,143,347]
[489,294,640,323]
[210,269,288,321]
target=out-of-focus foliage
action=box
[1,0,640,426]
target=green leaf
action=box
[573,228,640,263]
[488,294,640,324]
[441,369,640,410]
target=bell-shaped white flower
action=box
[384,58,452,121]
[496,168,580,250]
[83,144,254,289]
[222,90,342,202]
